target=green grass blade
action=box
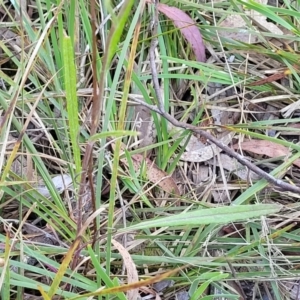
[87,245,127,300]
[62,35,81,175]
[233,151,300,205]
[237,0,297,32]
[123,204,281,231]
[105,0,135,67]
[88,130,138,142]
[190,273,229,300]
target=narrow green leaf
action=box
[237,0,296,31]
[105,0,135,66]
[233,151,300,205]
[62,35,81,174]
[86,245,127,300]
[190,273,229,300]
[0,234,10,300]
[48,238,81,297]
[123,204,282,231]
[88,130,138,142]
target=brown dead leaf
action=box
[232,140,300,168]
[130,154,181,196]
[111,142,180,196]
[112,239,139,300]
[248,71,287,86]
[157,3,206,62]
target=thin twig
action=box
[142,3,300,195]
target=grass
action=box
[0,0,300,299]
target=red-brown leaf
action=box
[111,142,180,196]
[157,3,206,62]
[232,139,300,168]
[131,154,181,196]
[248,72,286,86]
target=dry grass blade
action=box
[69,265,189,299]
[111,239,139,300]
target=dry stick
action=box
[144,4,300,195]
[130,96,300,194]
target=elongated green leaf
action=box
[106,0,135,67]
[233,151,300,205]
[190,273,229,300]
[123,204,282,231]
[62,35,81,174]
[237,0,297,32]
[0,233,10,300]
[48,238,81,297]
[88,130,138,142]
[87,245,127,300]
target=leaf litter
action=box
[112,142,180,196]
[232,139,300,168]
[218,0,284,43]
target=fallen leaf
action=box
[247,0,283,35]
[248,70,288,86]
[218,0,284,43]
[232,139,300,168]
[111,142,180,196]
[157,3,206,62]
[180,132,235,162]
[130,154,180,196]
[219,15,259,43]
[208,153,260,181]
[112,239,139,300]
